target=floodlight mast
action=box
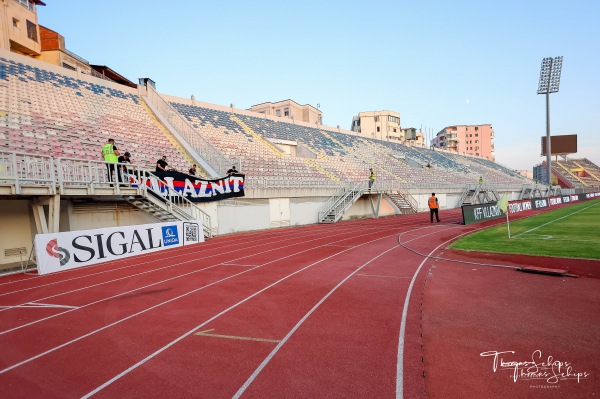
[537,56,563,185]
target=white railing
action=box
[318,181,366,222]
[144,85,238,176]
[0,150,55,194]
[245,176,342,190]
[136,172,212,233]
[317,183,353,216]
[56,157,148,194]
[56,157,211,233]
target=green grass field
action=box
[450,198,600,259]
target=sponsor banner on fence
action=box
[35,220,204,275]
[531,198,550,210]
[507,200,532,215]
[462,202,505,225]
[583,192,600,199]
[125,171,245,203]
[549,196,563,206]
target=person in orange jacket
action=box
[428,193,440,223]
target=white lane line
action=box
[195,329,281,344]
[0,227,329,294]
[356,274,410,279]
[81,234,395,399]
[396,225,465,399]
[0,228,357,328]
[0,303,79,310]
[1,229,396,375]
[396,240,448,399]
[232,245,399,399]
[221,264,260,267]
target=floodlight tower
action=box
[537,56,563,185]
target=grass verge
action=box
[450,198,600,259]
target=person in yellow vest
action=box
[428,192,440,223]
[101,138,120,184]
[368,168,376,190]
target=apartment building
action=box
[249,100,322,125]
[433,124,495,160]
[350,111,402,142]
[0,0,44,56]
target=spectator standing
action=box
[117,152,131,184]
[188,164,197,176]
[368,168,376,190]
[227,165,239,176]
[428,192,441,223]
[478,176,484,185]
[101,138,120,184]
[156,155,169,178]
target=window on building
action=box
[16,0,35,12]
[26,20,37,42]
[475,140,479,143]
[13,18,20,29]
[62,63,76,71]
[284,108,289,117]
[377,127,380,132]
[393,128,397,133]
[475,133,478,137]
[275,109,281,117]
[374,116,379,122]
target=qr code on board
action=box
[185,223,199,243]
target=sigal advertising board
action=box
[35,220,204,275]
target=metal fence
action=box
[144,86,238,176]
[0,150,55,194]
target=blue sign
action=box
[161,225,180,246]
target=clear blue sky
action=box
[38,0,600,171]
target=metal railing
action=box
[245,176,342,190]
[137,173,212,234]
[0,150,55,194]
[56,157,144,193]
[317,183,352,216]
[56,157,211,233]
[318,181,366,222]
[144,85,237,176]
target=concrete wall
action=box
[0,199,34,266]
[0,185,530,267]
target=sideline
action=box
[512,201,599,238]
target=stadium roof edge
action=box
[250,99,319,111]
[89,65,137,88]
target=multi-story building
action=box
[36,25,91,73]
[1,2,134,86]
[350,111,401,142]
[248,100,322,126]
[0,0,44,56]
[433,124,495,160]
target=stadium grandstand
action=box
[0,0,597,271]
[534,158,600,190]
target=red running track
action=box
[0,202,598,399]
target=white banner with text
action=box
[35,220,204,275]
